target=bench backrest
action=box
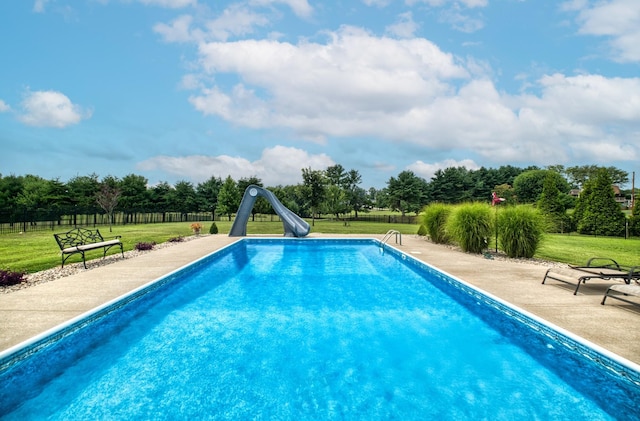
[54,228,105,250]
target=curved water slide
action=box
[229,185,311,237]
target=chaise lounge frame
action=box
[542,257,640,295]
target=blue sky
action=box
[1,0,639,189]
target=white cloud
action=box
[438,7,484,33]
[137,146,334,186]
[0,100,10,112]
[568,0,640,62]
[190,26,468,140]
[154,5,270,43]
[249,0,313,19]
[204,4,270,41]
[407,159,480,181]
[385,12,419,38]
[138,0,196,8]
[154,15,195,43]
[18,90,91,128]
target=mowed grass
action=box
[536,234,640,268]
[0,219,638,273]
[0,220,418,273]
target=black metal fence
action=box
[0,208,216,235]
[0,208,420,235]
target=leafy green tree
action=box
[575,168,626,236]
[323,184,349,220]
[344,169,370,217]
[301,167,326,225]
[271,185,303,216]
[565,165,629,188]
[217,176,240,221]
[513,169,569,203]
[385,170,428,215]
[196,176,223,219]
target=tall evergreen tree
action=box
[537,172,570,232]
[576,168,626,236]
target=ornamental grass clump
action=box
[446,203,493,254]
[421,203,452,244]
[497,205,546,258]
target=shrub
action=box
[209,222,219,234]
[416,224,428,236]
[421,203,452,244]
[0,269,26,286]
[446,203,493,254]
[497,205,546,258]
[168,236,184,243]
[135,242,156,251]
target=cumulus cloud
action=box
[18,90,92,128]
[407,159,480,181]
[189,26,468,140]
[567,0,640,62]
[137,146,334,185]
[0,100,10,112]
[182,22,640,167]
[386,12,419,38]
[154,5,270,43]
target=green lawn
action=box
[1,220,638,274]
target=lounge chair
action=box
[601,283,640,307]
[542,257,640,295]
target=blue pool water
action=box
[1,239,639,420]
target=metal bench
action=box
[54,228,124,269]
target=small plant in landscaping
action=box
[209,222,218,234]
[135,242,156,251]
[0,269,26,286]
[190,223,202,235]
[168,236,184,243]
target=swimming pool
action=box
[1,238,639,419]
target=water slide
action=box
[229,185,311,237]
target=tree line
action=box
[0,163,635,233]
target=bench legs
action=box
[61,244,124,269]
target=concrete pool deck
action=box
[1,234,639,367]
